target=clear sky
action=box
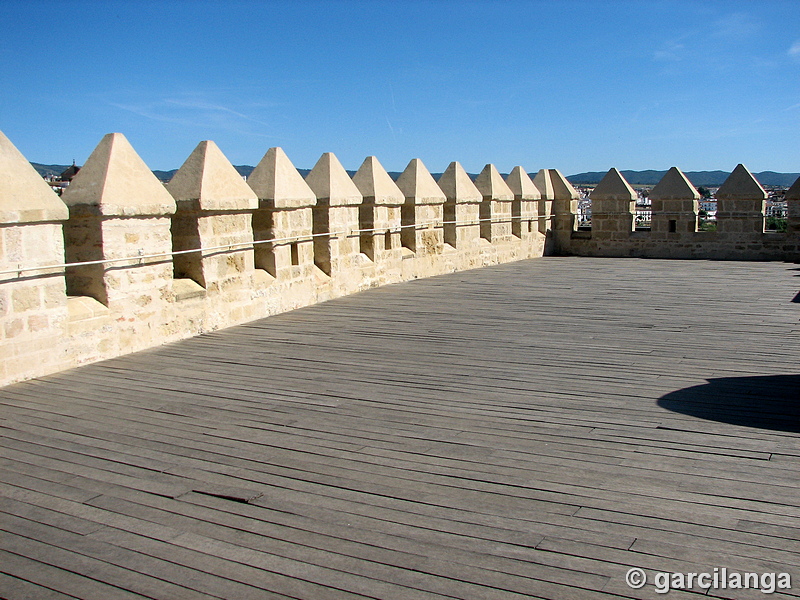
[1,0,799,175]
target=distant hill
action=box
[31,163,74,178]
[152,165,257,182]
[567,170,800,187]
[32,162,259,183]
[33,162,411,183]
[30,162,799,188]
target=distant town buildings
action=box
[43,162,81,195]
[572,183,789,229]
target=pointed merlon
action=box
[395,159,446,205]
[352,156,404,205]
[716,164,767,199]
[0,129,68,223]
[248,147,316,209]
[305,152,362,206]
[650,167,699,200]
[547,169,579,200]
[437,161,482,204]
[590,168,637,201]
[166,140,257,211]
[787,175,800,200]
[532,169,555,200]
[474,164,514,201]
[61,133,176,216]
[505,166,541,200]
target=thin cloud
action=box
[653,32,694,62]
[110,94,277,138]
[711,12,760,40]
[654,41,686,62]
[789,40,800,62]
[162,98,273,128]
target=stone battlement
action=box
[0,132,553,386]
[1,130,799,387]
[562,165,800,260]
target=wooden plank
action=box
[0,257,799,599]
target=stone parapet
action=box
[715,164,767,235]
[475,164,514,243]
[395,158,446,259]
[554,167,800,260]
[1,127,797,387]
[532,169,555,235]
[589,168,637,247]
[0,132,69,382]
[504,166,540,240]
[61,133,177,356]
[247,146,316,285]
[437,161,482,250]
[649,167,699,237]
[352,156,404,275]
[547,169,579,253]
[787,176,800,235]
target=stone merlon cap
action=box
[649,167,700,201]
[787,174,800,200]
[532,169,555,200]
[505,167,541,201]
[437,161,482,204]
[474,164,514,201]
[0,129,68,223]
[396,158,447,205]
[716,164,767,200]
[305,152,362,206]
[166,140,258,211]
[61,133,176,216]
[590,168,637,201]
[352,156,404,205]
[547,169,579,201]
[248,147,316,209]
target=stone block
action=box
[12,285,41,313]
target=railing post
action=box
[715,164,766,235]
[649,167,699,236]
[166,140,258,308]
[0,130,69,383]
[247,147,317,283]
[590,168,636,242]
[436,161,482,250]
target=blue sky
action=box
[1,0,799,175]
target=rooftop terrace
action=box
[1,256,799,599]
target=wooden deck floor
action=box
[1,257,799,600]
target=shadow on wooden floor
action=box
[658,374,800,433]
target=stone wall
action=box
[553,165,800,261]
[0,131,548,387]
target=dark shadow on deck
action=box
[658,375,800,433]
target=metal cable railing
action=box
[0,214,549,278]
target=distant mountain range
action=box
[30,162,800,188]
